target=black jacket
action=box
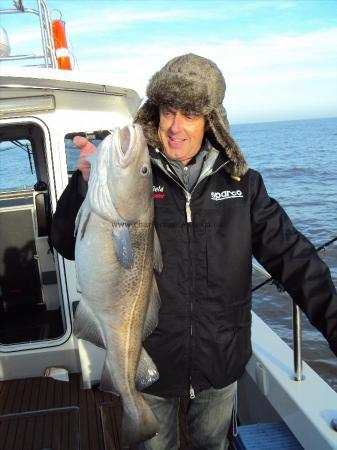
[51,147,337,397]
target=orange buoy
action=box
[52,19,72,70]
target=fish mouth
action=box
[114,124,143,167]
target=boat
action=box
[0,1,336,449]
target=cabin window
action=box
[0,139,37,191]
[0,122,66,348]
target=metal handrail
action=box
[292,303,303,381]
[0,0,57,68]
[252,261,303,381]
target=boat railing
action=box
[252,261,304,381]
[0,0,57,68]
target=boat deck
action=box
[0,373,189,450]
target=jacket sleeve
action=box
[250,170,337,356]
[51,171,87,260]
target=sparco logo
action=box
[153,185,164,192]
[211,190,243,201]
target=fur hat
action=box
[135,53,247,177]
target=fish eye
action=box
[141,165,149,176]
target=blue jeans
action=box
[140,382,237,450]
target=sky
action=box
[1,0,337,124]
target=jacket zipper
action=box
[187,209,194,399]
[185,160,230,222]
[184,159,230,398]
[152,149,230,223]
[152,150,230,398]
[185,192,192,223]
[189,292,196,399]
[158,160,194,223]
[190,384,196,399]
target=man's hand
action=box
[73,136,97,182]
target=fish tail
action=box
[122,393,159,445]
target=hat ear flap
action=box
[208,106,248,177]
[208,105,230,133]
[134,101,161,150]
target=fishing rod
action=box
[252,235,337,292]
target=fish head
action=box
[108,123,153,223]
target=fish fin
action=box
[143,276,161,340]
[73,300,106,349]
[122,393,159,445]
[100,359,119,395]
[153,228,163,273]
[112,225,134,269]
[136,347,159,391]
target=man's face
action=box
[158,106,206,165]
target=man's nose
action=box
[170,112,183,133]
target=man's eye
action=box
[185,113,197,120]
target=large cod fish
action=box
[74,124,162,445]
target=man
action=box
[51,54,337,449]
